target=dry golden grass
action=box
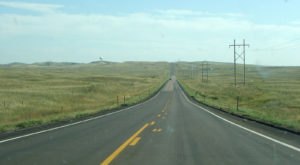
[0,62,168,132]
[176,62,300,132]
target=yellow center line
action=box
[150,121,156,125]
[129,137,141,146]
[101,123,149,165]
[152,128,162,133]
[161,94,172,113]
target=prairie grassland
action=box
[176,62,300,132]
[0,62,168,132]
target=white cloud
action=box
[0,8,299,65]
[155,9,245,18]
[0,1,63,13]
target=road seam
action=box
[180,87,300,153]
[101,123,149,165]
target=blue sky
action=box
[0,0,300,65]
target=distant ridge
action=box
[89,61,116,64]
[0,62,83,67]
[32,62,81,66]
[0,62,27,67]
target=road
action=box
[1,77,300,165]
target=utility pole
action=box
[201,61,209,82]
[232,40,237,86]
[243,39,247,85]
[201,62,204,82]
[206,62,209,81]
[191,63,194,79]
[229,39,249,86]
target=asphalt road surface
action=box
[1,77,300,165]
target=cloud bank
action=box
[0,1,63,13]
[0,2,300,65]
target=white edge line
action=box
[0,91,161,144]
[180,87,300,153]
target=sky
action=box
[0,0,300,65]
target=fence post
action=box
[117,96,119,106]
[237,96,240,111]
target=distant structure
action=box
[99,57,106,64]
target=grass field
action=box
[176,62,300,132]
[1,61,299,133]
[0,62,169,132]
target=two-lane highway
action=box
[1,77,300,165]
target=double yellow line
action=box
[101,123,149,165]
